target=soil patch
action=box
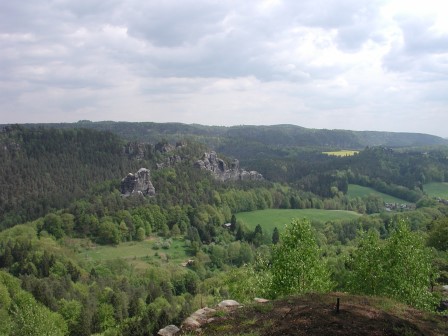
[195,293,447,336]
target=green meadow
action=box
[323,150,359,157]
[79,237,192,270]
[423,182,448,198]
[236,209,361,234]
[347,184,409,204]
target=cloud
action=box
[0,0,447,137]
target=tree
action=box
[230,214,237,232]
[235,226,244,241]
[97,220,120,245]
[272,227,280,245]
[42,213,64,239]
[270,218,332,297]
[252,224,264,247]
[347,220,438,310]
[427,218,448,251]
[136,227,145,242]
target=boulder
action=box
[181,307,216,330]
[157,325,180,336]
[254,298,270,303]
[181,317,202,330]
[217,299,242,310]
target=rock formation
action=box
[120,168,155,197]
[123,142,149,160]
[156,155,182,169]
[194,151,263,182]
[155,142,175,153]
[158,299,243,335]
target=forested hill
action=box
[0,125,143,229]
[16,121,448,149]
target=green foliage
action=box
[347,220,439,310]
[269,218,332,297]
[223,255,272,303]
[136,227,145,241]
[427,218,448,251]
[59,299,82,332]
[0,270,68,335]
[42,213,65,239]
[0,126,138,229]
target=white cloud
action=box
[0,0,447,137]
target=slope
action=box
[196,293,447,336]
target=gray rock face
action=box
[155,142,175,153]
[195,151,263,182]
[121,168,155,196]
[156,155,182,169]
[124,142,148,160]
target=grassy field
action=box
[79,237,192,270]
[347,184,409,204]
[236,209,361,234]
[323,150,359,157]
[423,182,448,198]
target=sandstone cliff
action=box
[120,168,156,196]
[194,151,263,182]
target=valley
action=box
[0,122,447,336]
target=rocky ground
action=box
[178,293,447,336]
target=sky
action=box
[1,0,448,137]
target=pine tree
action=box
[272,227,280,245]
[230,214,237,231]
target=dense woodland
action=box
[0,123,448,335]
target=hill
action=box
[0,125,141,228]
[9,121,448,153]
[195,293,447,336]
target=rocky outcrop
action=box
[155,142,175,153]
[158,299,244,335]
[156,155,182,169]
[181,307,217,331]
[123,141,149,160]
[195,151,263,182]
[120,168,155,196]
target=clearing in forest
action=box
[424,182,448,199]
[237,209,360,234]
[347,184,410,204]
[322,150,359,156]
[79,237,192,270]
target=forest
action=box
[0,123,447,335]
